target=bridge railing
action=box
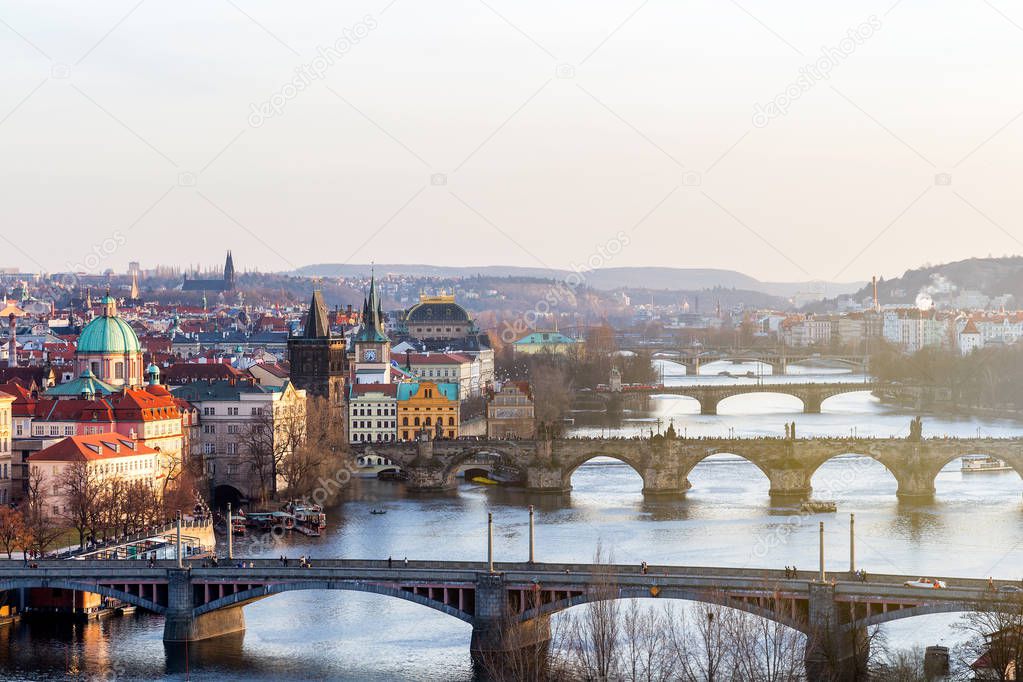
[0,558,1014,592]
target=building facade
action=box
[397,382,459,441]
[348,384,397,444]
[486,382,535,439]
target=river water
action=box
[2,360,1022,680]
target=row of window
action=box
[352,420,394,429]
[204,406,259,416]
[352,407,396,416]
[401,430,456,439]
[352,433,395,442]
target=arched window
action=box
[425,417,432,426]
[448,417,454,426]
[414,417,420,426]
[402,417,408,426]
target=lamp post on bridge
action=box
[176,511,183,569]
[528,505,535,564]
[818,521,824,582]
[227,503,233,561]
[849,513,855,574]
[487,512,494,573]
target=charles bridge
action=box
[2,558,1019,680]
[357,435,1023,498]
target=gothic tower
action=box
[288,290,347,414]
[224,251,236,291]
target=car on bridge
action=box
[904,577,947,589]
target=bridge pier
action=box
[640,465,692,496]
[805,583,868,681]
[700,399,719,415]
[470,574,551,677]
[163,570,245,642]
[765,468,813,497]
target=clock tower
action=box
[352,272,391,384]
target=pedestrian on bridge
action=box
[388,556,392,568]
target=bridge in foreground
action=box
[1,559,1017,680]
[358,436,1023,498]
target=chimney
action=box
[872,276,879,312]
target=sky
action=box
[2,0,1022,284]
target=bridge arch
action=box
[560,451,649,491]
[714,391,806,415]
[521,587,809,634]
[437,448,527,487]
[0,578,167,614]
[679,450,774,490]
[192,580,474,624]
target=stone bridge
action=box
[358,436,1023,498]
[2,559,1019,680]
[644,349,870,375]
[586,381,879,414]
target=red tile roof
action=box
[28,433,158,462]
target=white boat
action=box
[961,455,1012,473]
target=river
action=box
[2,360,1021,680]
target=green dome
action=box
[77,298,141,354]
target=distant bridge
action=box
[632,345,870,374]
[3,559,1019,679]
[358,436,1023,498]
[584,381,879,414]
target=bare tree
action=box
[23,466,62,557]
[954,593,1023,681]
[0,506,27,559]
[727,608,805,681]
[563,544,622,680]
[621,600,678,682]
[58,460,104,548]
[673,601,734,682]
[239,404,305,507]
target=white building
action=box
[347,383,397,444]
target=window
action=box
[402,417,408,426]
[204,425,216,434]
[65,426,75,436]
[227,425,239,434]
[204,407,215,416]
[115,362,124,379]
[203,443,215,455]
[226,443,237,454]
[227,407,239,416]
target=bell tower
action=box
[287,290,346,413]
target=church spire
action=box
[304,290,331,339]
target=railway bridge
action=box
[357,436,1023,498]
[2,559,1017,680]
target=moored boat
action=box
[961,455,1011,473]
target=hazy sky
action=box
[2,0,1022,283]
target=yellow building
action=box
[397,381,459,441]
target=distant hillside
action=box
[295,263,862,299]
[840,256,1023,308]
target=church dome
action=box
[77,296,141,354]
[406,296,471,324]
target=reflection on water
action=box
[2,369,1022,679]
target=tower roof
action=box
[304,290,331,339]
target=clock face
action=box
[364,349,377,361]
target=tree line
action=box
[871,342,1023,411]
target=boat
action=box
[244,511,296,532]
[116,605,137,616]
[370,509,387,515]
[282,502,327,536]
[800,500,837,513]
[961,455,1011,473]
[472,476,498,485]
[489,464,524,485]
